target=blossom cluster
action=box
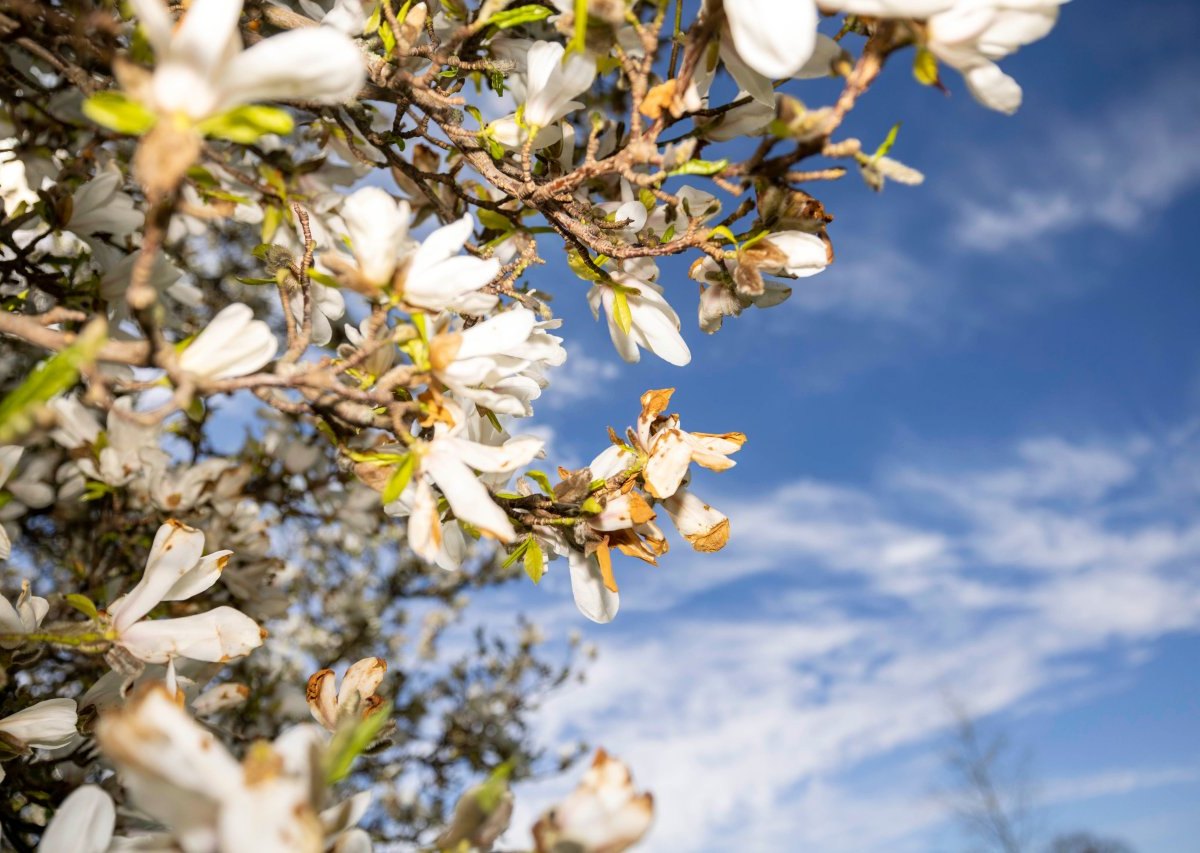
[0,0,1062,847]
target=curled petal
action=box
[119,607,265,663]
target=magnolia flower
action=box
[539,529,620,624]
[635,388,744,500]
[588,260,691,366]
[290,281,346,347]
[128,0,365,122]
[522,41,596,130]
[430,308,567,417]
[38,785,115,853]
[336,186,414,292]
[106,520,264,664]
[711,0,818,104]
[690,230,829,332]
[65,163,143,239]
[395,404,543,562]
[925,1,1065,113]
[306,657,387,731]
[0,698,78,752]
[333,189,500,311]
[97,685,342,853]
[489,41,596,149]
[178,303,278,380]
[697,91,776,141]
[817,0,1064,112]
[0,581,49,647]
[532,749,653,853]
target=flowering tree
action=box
[0,0,1061,849]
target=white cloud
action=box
[953,62,1200,252]
[502,425,1200,852]
[543,344,621,408]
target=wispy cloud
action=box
[953,62,1200,253]
[501,424,1200,852]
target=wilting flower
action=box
[532,749,654,853]
[0,699,78,753]
[635,388,744,500]
[0,580,49,647]
[178,303,278,380]
[127,0,365,123]
[105,520,264,664]
[306,657,387,731]
[37,785,115,853]
[588,260,691,366]
[662,485,730,553]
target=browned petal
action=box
[640,79,678,119]
[596,540,618,593]
[428,332,463,373]
[626,492,657,525]
[639,388,674,421]
[686,517,730,553]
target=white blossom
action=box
[37,785,115,853]
[532,749,653,853]
[106,520,264,664]
[430,308,567,417]
[588,260,691,366]
[178,303,279,380]
[128,0,365,122]
[0,580,49,646]
[0,698,78,751]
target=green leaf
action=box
[261,205,283,244]
[913,47,940,87]
[0,319,107,444]
[197,105,295,144]
[325,702,392,784]
[81,92,157,136]
[501,537,530,570]
[474,762,514,812]
[611,287,633,335]
[486,4,554,29]
[667,158,729,177]
[871,122,901,163]
[523,536,544,584]
[477,207,511,232]
[380,13,397,56]
[706,225,739,247]
[381,453,416,504]
[64,594,99,620]
[568,0,588,55]
[566,249,605,282]
[526,469,554,495]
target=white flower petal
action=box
[568,552,619,624]
[39,785,115,853]
[218,27,366,111]
[424,449,515,542]
[119,607,265,663]
[0,698,77,749]
[111,521,207,632]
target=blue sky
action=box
[464,2,1200,850]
